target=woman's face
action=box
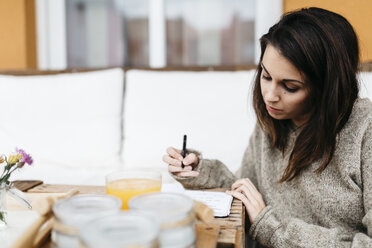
[260,44,310,126]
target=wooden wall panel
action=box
[25,0,37,68]
[0,0,36,69]
[283,0,372,62]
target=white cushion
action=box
[0,68,124,182]
[122,70,257,174]
[359,71,372,101]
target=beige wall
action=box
[284,0,372,62]
[0,0,36,69]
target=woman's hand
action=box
[162,147,199,178]
[227,178,266,223]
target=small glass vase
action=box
[0,183,7,230]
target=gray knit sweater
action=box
[175,98,372,247]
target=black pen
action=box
[181,135,187,168]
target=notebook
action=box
[161,182,233,217]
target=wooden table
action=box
[24,183,245,248]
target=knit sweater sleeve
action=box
[173,157,238,189]
[248,121,372,248]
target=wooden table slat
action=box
[196,223,220,248]
[13,180,43,192]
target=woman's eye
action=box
[262,74,271,81]
[283,84,299,93]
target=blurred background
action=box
[0,0,371,71]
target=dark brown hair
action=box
[253,7,359,182]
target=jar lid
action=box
[79,211,159,248]
[128,192,194,224]
[53,194,121,227]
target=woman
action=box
[163,7,372,247]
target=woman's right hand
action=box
[162,147,199,178]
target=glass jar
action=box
[106,169,162,209]
[79,211,159,248]
[52,194,121,248]
[0,183,7,230]
[129,192,196,248]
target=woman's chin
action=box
[268,112,286,120]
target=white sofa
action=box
[0,69,124,185]
[1,68,371,185]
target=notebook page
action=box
[184,190,233,217]
[161,183,233,217]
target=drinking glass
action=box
[105,170,162,209]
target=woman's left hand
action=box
[226,178,266,223]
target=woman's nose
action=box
[265,84,280,102]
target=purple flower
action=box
[15,148,33,165]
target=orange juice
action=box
[106,178,161,209]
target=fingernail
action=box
[185,166,192,171]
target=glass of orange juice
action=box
[105,170,162,209]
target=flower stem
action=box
[0,211,6,224]
[0,167,6,179]
[1,164,15,184]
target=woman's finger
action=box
[162,155,182,167]
[245,178,258,191]
[168,165,193,173]
[232,178,251,190]
[183,153,198,166]
[227,189,265,223]
[226,190,250,209]
[166,147,183,160]
[236,183,264,208]
[174,171,199,178]
[227,190,256,222]
[236,184,253,200]
[231,181,241,190]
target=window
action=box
[36,0,282,69]
[66,0,149,68]
[165,0,255,66]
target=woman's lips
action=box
[266,104,282,113]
